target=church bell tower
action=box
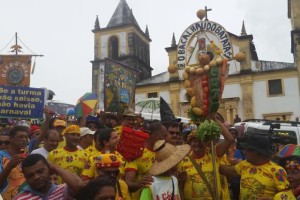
[91,0,152,105]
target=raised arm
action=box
[32,107,51,149]
[0,155,24,188]
[213,115,234,157]
[50,162,85,197]
[219,164,239,177]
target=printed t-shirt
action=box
[14,183,68,200]
[48,147,88,183]
[82,151,125,179]
[219,155,231,200]
[234,160,294,200]
[85,143,101,157]
[140,176,180,200]
[0,150,26,200]
[177,150,222,200]
[125,147,156,200]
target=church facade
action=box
[135,1,300,124]
[93,0,300,123]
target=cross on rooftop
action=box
[205,6,212,21]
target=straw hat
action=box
[149,140,190,176]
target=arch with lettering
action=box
[177,20,233,68]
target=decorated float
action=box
[168,7,246,199]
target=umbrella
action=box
[277,144,300,158]
[75,92,97,117]
[135,98,160,112]
[135,98,160,120]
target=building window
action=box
[148,92,158,98]
[268,79,283,96]
[109,36,119,59]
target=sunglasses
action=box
[102,170,120,177]
[169,131,180,135]
[0,141,10,145]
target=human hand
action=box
[139,175,153,188]
[229,158,242,166]
[50,174,59,185]
[7,154,24,170]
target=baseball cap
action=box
[54,120,67,127]
[30,125,41,133]
[80,127,95,137]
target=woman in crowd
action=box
[177,115,234,200]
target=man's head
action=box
[22,154,51,191]
[79,127,95,147]
[101,113,120,128]
[98,129,119,151]
[77,176,116,200]
[53,120,66,135]
[164,121,180,145]
[30,125,41,139]
[9,126,29,151]
[64,125,80,149]
[148,121,165,143]
[43,129,60,152]
[86,116,99,131]
[0,129,10,150]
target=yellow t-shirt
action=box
[57,137,66,149]
[82,151,125,179]
[48,147,88,183]
[124,147,156,200]
[85,143,101,157]
[117,179,131,200]
[219,155,231,200]
[235,160,294,200]
[177,150,222,200]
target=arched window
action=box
[109,36,119,59]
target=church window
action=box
[268,79,283,96]
[148,92,158,98]
[109,36,119,59]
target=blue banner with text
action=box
[0,85,46,119]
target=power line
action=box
[0,34,15,53]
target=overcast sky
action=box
[0,0,293,105]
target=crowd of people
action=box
[0,104,300,200]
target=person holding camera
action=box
[220,134,295,199]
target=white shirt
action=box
[31,147,49,158]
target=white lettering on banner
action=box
[177,20,233,68]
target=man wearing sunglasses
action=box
[163,121,181,146]
[0,126,29,200]
[0,129,10,150]
[94,153,131,200]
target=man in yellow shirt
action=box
[48,125,88,183]
[124,121,166,199]
[82,128,124,179]
[220,134,295,200]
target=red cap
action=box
[30,125,41,134]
